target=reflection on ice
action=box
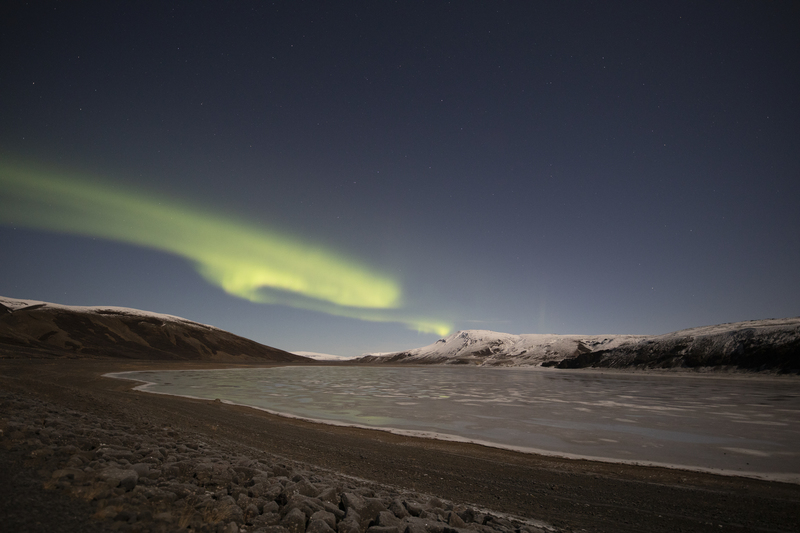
[108,366,800,482]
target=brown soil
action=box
[1,359,798,533]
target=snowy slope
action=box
[556,318,800,372]
[358,318,800,372]
[0,296,218,329]
[357,329,645,366]
[0,296,308,362]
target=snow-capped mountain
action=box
[357,318,800,372]
[357,330,646,366]
[0,296,308,362]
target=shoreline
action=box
[105,368,800,486]
[2,359,800,533]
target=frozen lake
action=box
[110,366,800,482]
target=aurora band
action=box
[0,160,451,336]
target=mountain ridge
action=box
[356,318,800,373]
[0,296,307,362]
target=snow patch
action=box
[292,351,357,361]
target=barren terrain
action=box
[2,359,799,533]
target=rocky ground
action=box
[1,360,799,533]
[1,389,545,533]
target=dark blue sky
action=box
[1,1,798,356]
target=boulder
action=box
[388,499,408,519]
[403,500,424,517]
[284,492,325,518]
[207,495,244,523]
[282,507,307,533]
[447,512,466,528]
[287,478,320,498]
[307,518,336,533]
[375,511,401,527]
[311,510,337,530]
[252,513,282,527]
[337,516,361,533]
[342,492,388,531]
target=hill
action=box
[356,318,800,373]
[0,296,307,362]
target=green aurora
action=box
[0,160,452,336]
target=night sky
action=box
[1,2,798,356]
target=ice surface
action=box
[110,366,800,483]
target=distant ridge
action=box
[292,351,357,361]
[0,296,308,363]
[356,318,800,373]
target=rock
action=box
[453,506,476,524]
[282,507,307,533]
[263,500,280,514]
[403,500,424,517]
[272,465,291,477]
[207,495,245,523]
[114,509,135,522]
[233,465,259,484]
[366,527,399,533]
[447,511,466,528]
[94,506,119,520]
[253,512,282,527]
[420,510,445,522]
[237,492,251,507]
[323,501,345,519]
[51,467,86,482]
[359,502,388,532]
[31,447,54,458]
[308,518,336,533]
[402,517,447,533]
[426,497,444,509]
[342,492,387,531]
[245,503,261,523]
[130,462,150,477]
[376,511,401,527]
[98,467,139,491]
[318,486,340,504]
[287,478,320,497]
[284,492,325,517]
[388,499,408,519]
[252,482,284,500]
[311,510,337,530]
[258,527,291,533]
[483,515,514,531]
[342,492,364,513]
[194,461,235,487]
[165,482,200,500]
[337,516,361,533]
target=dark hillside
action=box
[0,297,306,363]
